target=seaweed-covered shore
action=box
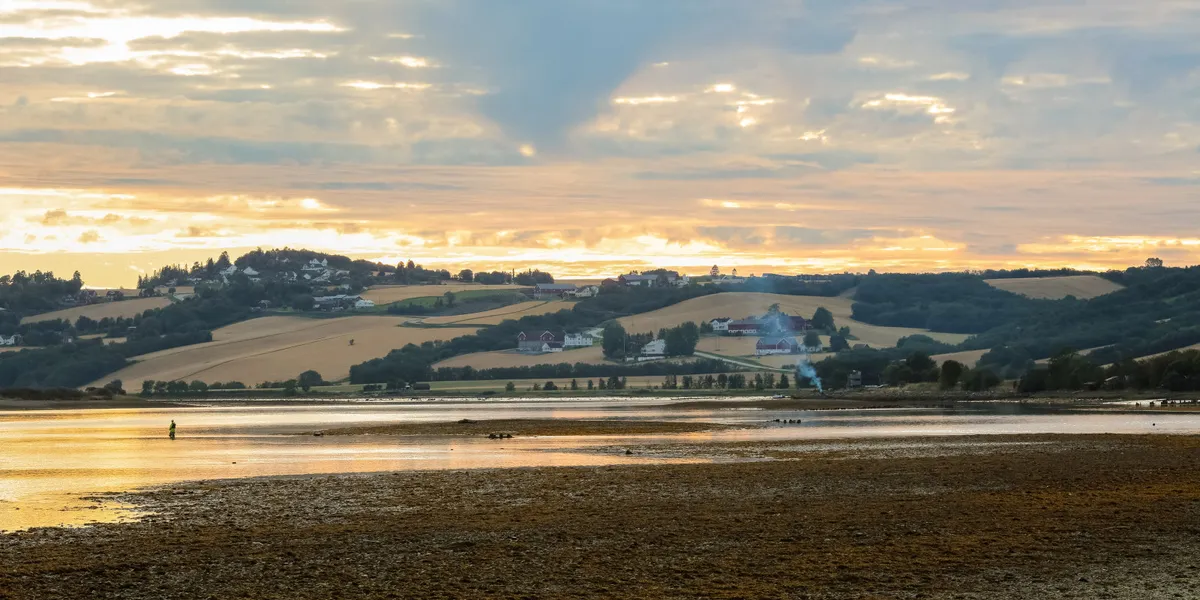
[3,434,1199,599]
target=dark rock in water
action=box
[488,433,498,440]
[313,431,325,437]
[625,450,634,455]
[458,419,475,424]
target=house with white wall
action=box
[564,333,594,348]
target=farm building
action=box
[618,274,658,287]
[518,331,565,354]
[710,318,732,332]
[756,337,800,356]
[640,339,667,359]
[564,333,594,348]
[0,334,23,347]
[574,285,600,298]
[727,318,762,335]
[533,283,578,299]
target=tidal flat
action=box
[3,433,1199,599]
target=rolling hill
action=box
[617,293,969,347]
[92,316,478,389]
[984,275,1123,300]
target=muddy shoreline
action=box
[4,433,1199,599]
[312,418,744,437]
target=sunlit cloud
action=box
[1,0,1200,285]
[613,95,681,105]
[342,81,432,90]
[371,55,431,68]
[928,72,970,81]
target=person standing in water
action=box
[169,420,176,440]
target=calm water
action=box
[3,397,1197,531]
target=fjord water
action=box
[3,398,1199,531]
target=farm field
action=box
[91,316,478,389]
[21,297,172,325]
[931,349,989,366]
[424,300,575,326]
[617,293,969,348]
[361,284,519,305]
[984,275,1123,300]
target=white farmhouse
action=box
[355,299,377,310]
[564,333,594,348]
[710,318,732,333]
[640,339,667,360]
[574,285,600,298]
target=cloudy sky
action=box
[1,0,1199,286]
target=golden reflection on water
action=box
[4,400,1200,531]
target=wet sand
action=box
[0,396,186,411]
[313,418,744,437]
[3,434,1199,599]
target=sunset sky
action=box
[2,0,1199,287]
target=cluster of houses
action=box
[516,329,669,361]
[312,294,376,312]
[710,313,819,357]
[532,283,598,299]
[0,334,23,347]
[517,330,599,354]
[214,259,351,286]
[530,272,698,300]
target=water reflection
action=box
[3,398,1199,531]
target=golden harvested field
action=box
[91,316,477,389]
[361,284,515,305]
[618,293,969,348]
[424,300,575,326]
[931,349,988,366]
[21,297,172,325]
[984,275,1123,300]
[435,345,609,369]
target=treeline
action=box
[0,331,214,388]
[814,346,1003,392]
[724,274,860,297]
[431,358,739,383]
[1018,349,1200,393]
[0,270,84,316]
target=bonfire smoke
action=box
[796,356,824,394]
